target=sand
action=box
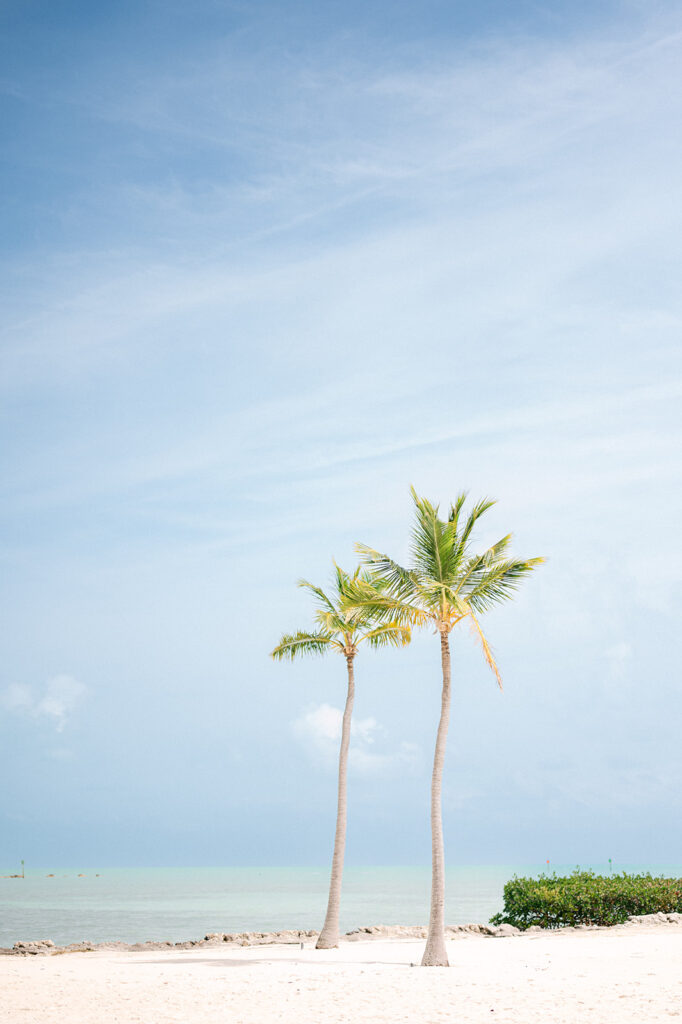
[2,921,681,1024]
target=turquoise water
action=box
[0,864,675,946]
[1,866,508,946]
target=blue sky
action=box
[1,0,681,868]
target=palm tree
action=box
[271,565,410,949]
[355,489,543,966]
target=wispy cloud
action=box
[1,675,87,733]
[292,703,419,776]
[4,11,682,376]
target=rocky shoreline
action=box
[3,913,682,956]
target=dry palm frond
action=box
[468,612,503,690]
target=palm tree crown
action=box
[355,487,543,674]
[271,564,411,663]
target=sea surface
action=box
[0,863,675,947]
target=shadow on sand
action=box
[130,954,413,968]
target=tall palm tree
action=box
[271,565,410,949]
[355,489,543,966]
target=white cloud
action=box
[292,703,419,776]
[1,674,87,733]
[293,703,344,761]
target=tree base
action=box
[421,943,450,967]
[315,933,339,949]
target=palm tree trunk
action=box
[316,653,355,948]
[421,629,452,966]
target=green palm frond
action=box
[360,622,411,649]
[448,491,468,531]
[333,561,347,594]
[343,570,418,626]
[352,589,429,629]
[270,630,337,660]
[465,556,545,613]
[489,534,513,558]
[355,543,421,603]
[297,579,336,613]
[314,608,350,634]
[455,534,513,594]
[459,497,497,547]
[410,491,461,585]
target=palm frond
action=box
[465,556,545,613]
[332,561,348,596]
[344,568,430,628]
[409,490,443,579]
[297,579,335,613]
[468,612,502,690]
[460,497,497,547]
[454,534,513,594]
[355,543,421,603]
[410,489,466,588]
[365,595,430,629]
[361,622,412,649]
[314,608,350,634]
[487,533,513,560]
[270,630,336,660]
[448,491,468,530]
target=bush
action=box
[489,870,682,930]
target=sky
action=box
[1,0,681,869]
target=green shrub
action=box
[490,870,682,930]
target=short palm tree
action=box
[271,565,410,949]
[355,489,543,966]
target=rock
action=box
[13,940,55,956]
[345,925,427,941]
[446,924,495,937]
[345,923,521,942]
[127,941,174,951]
[626,912,682,927]
[202,929,318,947]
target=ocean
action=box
[0,863,671,947]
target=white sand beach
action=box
[2,919,681,1024]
